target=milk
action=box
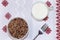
[32,2,48,20]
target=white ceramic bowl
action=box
[7,17,29,40]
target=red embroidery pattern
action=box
[45,27,51,34]
[43,1,52,21]
[5,12,11,20]
[2,0,11,33]
[2,25,7,32]
[46,1,51,7]
[2,0,8,7]
[43,16,48,21]
[56,0,60,40]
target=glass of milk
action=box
[32,1,53,21]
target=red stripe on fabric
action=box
[56,0,60,40]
